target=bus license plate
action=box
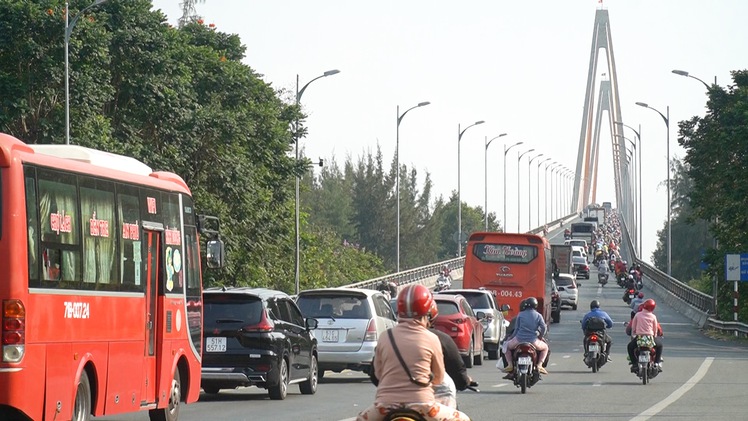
[587,344,599,352]
[206,337,226,352]
[639,354,650,363]
[322,329,339,342]
[517,356,532,365]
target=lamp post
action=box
[527,153,544,232]
[536,158,552,228]
[671,69,714,90]
[484,133,507,231]
[614,121,642,257]
[457,120,485,256]
[545,162,559,224]
[551,165,562,220]
[65,0,108,145]
[516,148,535,232]
[396,101,430,273]
[636,102,671,276]
[503,141,523,232]
[294,69,340,295]
[616,133,639,254]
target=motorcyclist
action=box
[626,299,664,372]
[369,300,475,409]
[622,274,637,302]
[357,284,470,421]
[630,292,645,315]
[580,300,614,361]
[597,260,609,282]
[502,297,549,375]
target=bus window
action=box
[25,167,39,283]
[80,177,117,289]
[117,185,144,292]
[38,169,80,287]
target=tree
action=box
[678,69,748,321]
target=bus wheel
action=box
[149,369,181,421]
[73,370,92,421]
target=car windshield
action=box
[572,256,587,264]
[204,294,263,325]
[435,301,460,316]
[555,276,575,287]
[296,293,371,319]
[456,292,491,309]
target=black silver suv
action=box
[201,287,319,400]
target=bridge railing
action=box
[620,213,748,337]
[344,212,579,291]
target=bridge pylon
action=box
[572,8,626,212]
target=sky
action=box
[151,0,748,265]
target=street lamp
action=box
[616,133,639,255]
[551,165,562,220]
[671,69,713,90]
[517,148,535,232]
[294,69,340,294]
[503,141,523,232]
[636,101,671,276]
[457,120,485,256]
[65,0,108,145]
[527,153,544,232]
[537,157,552,227]
[614,121,642,258]
[396,101,430,272]
[545,162,559,224]
[485,133,507,230]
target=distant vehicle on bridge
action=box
[461,232,552,323]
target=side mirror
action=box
[475,311,486,320]
[306,318,318,330]
[206,239,225,269]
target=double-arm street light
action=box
[516,148,535,232]
[527,153,544,232]
[457,120,485,256]
[295,69,340,294]
[396,101,430,272]
[65,0,108,145]
[503,141,523,232]
[485,133,507,230]
[636,101,671,276]
[615,121,642,257]
[537,157,552,227]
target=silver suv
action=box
[437,289,507,360]
[295,288,397,377]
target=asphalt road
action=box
[99,228,748,421]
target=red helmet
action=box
[641,299,656,312]
[427,300,439,324]
[397,284,434,318]
[638,292,644,298]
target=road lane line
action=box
[491,383,508,388]
[629,357,714,421]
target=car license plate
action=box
[517,356,532,365]
[205,337,226,352]
[587,344,599,352]
[322,329,339,342]
[629,294,635,299]
[639,354,650,363]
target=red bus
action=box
[462,232,552,322]
[0,133,224,421]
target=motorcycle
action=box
[616,273,628,288]
[508,343,541,394]
[623,288,636,305]
[597,272,609,286]
[583,330,608,372]
[434,275,452,292]
[380,383,479,421]
[634,342,660,385]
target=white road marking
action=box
[562,354,571,359]
[491,383,508,388]
[629,357,714,421]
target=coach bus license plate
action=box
[639,354,650,363]
[517,356,532,365]
[587,344,599,352]
[322,329,339,342]
[206,337,227,352]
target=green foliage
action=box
[675,69,748,322]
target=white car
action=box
[554,273,579,310]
